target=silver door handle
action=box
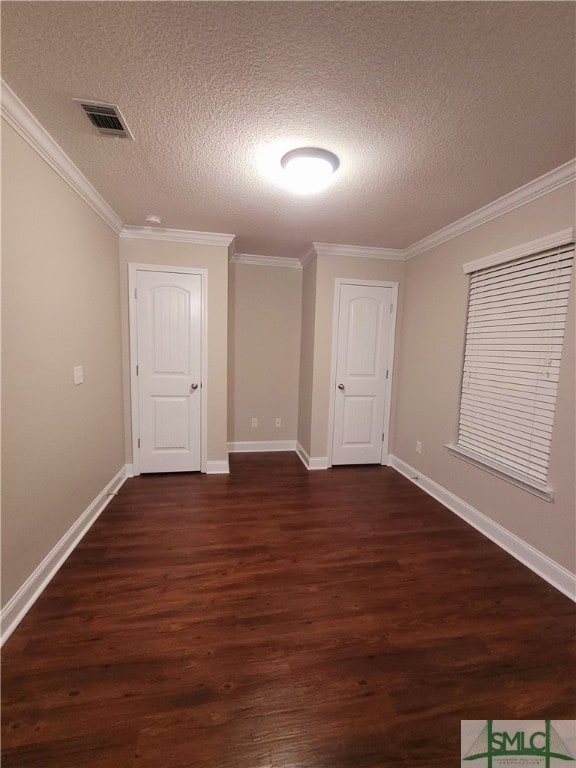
[190,383,199,391]
[338,383,345,390]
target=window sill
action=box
[445,443,554,503]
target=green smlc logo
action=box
[464,720,575,767]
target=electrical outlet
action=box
[416,440,422,454]
[251,417,258,428]
[275,417,282,428]
[74,366,84,385]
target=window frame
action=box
[447,228,575,502]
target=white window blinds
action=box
[456,242,574,492]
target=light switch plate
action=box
[74,366,84,385]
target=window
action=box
[448,230,574,500]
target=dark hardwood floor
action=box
[2,453,575,767]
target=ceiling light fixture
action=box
[280,147,340,194]
[145,214,162,226]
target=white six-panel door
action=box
[135,269,202,473]
[332,283,395,465]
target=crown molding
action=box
[121,225,234,247]
[299,244,317,267]
[3,77,573,262]
[404,159,576,260]
[462,227,575,274]
[0,79,123,234]
[313,242,405,261]
[231,253,302,269]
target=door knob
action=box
[338,383,345,390]
[190,383,199,391]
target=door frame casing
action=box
[128,263,209,475]
[327,278,399,467]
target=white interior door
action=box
[135,269,202,473]
[332,283,395,465]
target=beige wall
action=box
[228,262,302,443]
[1,120,125,606]
[393,182,576,572]
[118,238,229,465]
[3,103,573,619]
[309,255,405,458]
[297,258,317,455]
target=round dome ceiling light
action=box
[145,214,162,226]
[280,147,340,194]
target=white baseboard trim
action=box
[296,442,329,471]
[295,442,309,468]
[206,460,230,474]
[0,464,130,646]
[227,440,297,453]
[388,455,576,602]
[125,463,134,478]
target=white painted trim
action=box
[327,279,399,468]
[327,284,340,467]
[462,228,575,274]
[121,225,234,247]
[388,455,576,602]
[2,77,573,263]
[309,456,329,470]
[230,253,301,269]
[227,440,297,452]
[381,283,398,465]
[128,266,141,475]
[128,263,209,276]
[313,242,405,261]
[0,79,123,234]
[128,264,209,475]
[404,159,576,260]
[125,464,134,478]
[206,460,230,474]
[128,161,573,261]
[296,442,310,468]
[4,76,572,275]
[300,245,317,267]
[295,443,329,470]
[0,465,129,646]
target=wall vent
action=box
[76,99,134,139]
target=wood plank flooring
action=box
[2,453,575,767]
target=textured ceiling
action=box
[2,2,575,258]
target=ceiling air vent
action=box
[76,99,134,139]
